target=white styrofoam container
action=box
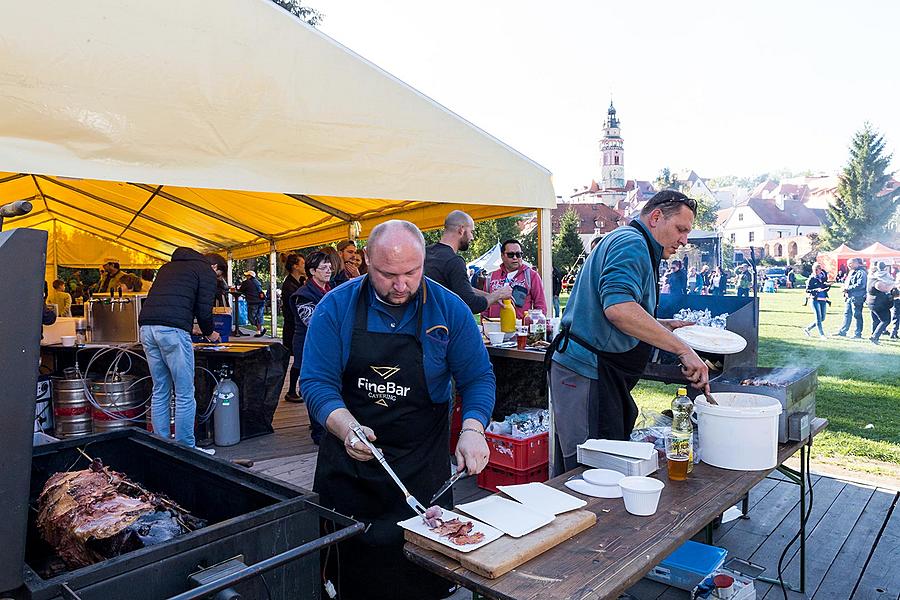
[41,316,78,345]
[696,393,782,471]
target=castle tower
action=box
[600,100,624,189]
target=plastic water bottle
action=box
[667,387,694,480]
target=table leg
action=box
[741,493,749,517]
[758,440,810,593]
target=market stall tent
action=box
[0,0,556,321]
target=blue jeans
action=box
[140,325,197,447]
[248,302,265,327]
[808,300,827,336]
[552,296,561,318]
[839,297,864,336]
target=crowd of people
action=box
[810,257,900,344]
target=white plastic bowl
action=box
[619,476,665,516]
[487,332,506,345]
[60,335,76,347]
[582,469,624,498]
[482,321,501,334]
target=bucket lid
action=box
[696,393,782,417]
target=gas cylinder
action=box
[213,366,241,447]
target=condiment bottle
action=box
[500,299,516,333]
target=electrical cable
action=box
[776,447,813,600]
[259,572,273,600]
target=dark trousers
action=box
[737,288,749,297]
[839,297,865,336]
[871,306,891,341]
[891,299,900,337]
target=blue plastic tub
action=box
[644,540,727,591]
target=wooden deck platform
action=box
[216,395,900,599]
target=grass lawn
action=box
[631,289,900,473]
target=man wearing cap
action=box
[546,190,710,475]
[835,257,867,338]
[98,258,127,293]
[238,270,267,337]
[300,220,495,600]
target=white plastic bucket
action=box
[696,393,783,471]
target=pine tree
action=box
[552,208,584,271]
[824,123,900,249]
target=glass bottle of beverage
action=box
[666,387,694,480]
[527,309,546,344]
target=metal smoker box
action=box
[16,429,356,600]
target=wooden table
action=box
[405,418,827,600]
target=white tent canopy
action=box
[0,0,556,331]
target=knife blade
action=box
[429,469,469,504]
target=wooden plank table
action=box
[405,418,827,600]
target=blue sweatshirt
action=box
[552,220,663,380]
[299,276,496,428]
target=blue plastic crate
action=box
[644,540,727,591]
[191,314,232,343]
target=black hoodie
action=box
[139,247,216,335]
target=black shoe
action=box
[871,338,880,345]
[284,392,304,403]
[852,334,862,339]
[254,327,267,338]
[890,334,899,340]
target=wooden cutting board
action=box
[404,509,596,579]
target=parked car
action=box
[765,267,788,286]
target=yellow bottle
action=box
[500,299,516,333]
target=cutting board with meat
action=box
[403,508,597,579]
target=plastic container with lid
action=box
[645,540,727,591]
[696,392,782,471]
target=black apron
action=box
[546,220,660,440]
[314,278,451,600]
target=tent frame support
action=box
[30,175,50,212]
[38,175,218,248]
[537,207,553,313]
[286,193,354,222]
[118,185,162,241]
[130,183,269,240]
[47,212,171,262]
[0,173,27,185]
[269,244,278,339]
[45,194,178,252]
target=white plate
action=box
[582,468,625,487]
[497,482,587,515]
[674,325,747,354]
[455,496,554,538]
[397,509,503,553]
[565,478,622,498]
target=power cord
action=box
[776,447,813,600]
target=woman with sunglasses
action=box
[481,239,547,319]
[289,251,332,442]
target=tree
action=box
[270,0,324,26]
[552,208,584,272]
[655,168,680,192]
[823,123,900,249]
[693,197,719,231]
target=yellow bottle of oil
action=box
[671,387,694,475]
[500,299,516,333]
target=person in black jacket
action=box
[424,210,511,313]
[280,253,306,401]
[139,247,219,453]
[666,259,688,296]
[239,270,267,337]
[289,251,332,441]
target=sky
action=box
[311,0,900,196]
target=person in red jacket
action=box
[482,239,547,319]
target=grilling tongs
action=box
[349,424,427,518]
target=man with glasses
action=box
[482,239,547,319]
[546,190,710,475]
[425,210,512,313]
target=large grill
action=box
[14,429,361,600]
[709,366,818,443]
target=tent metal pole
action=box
[226,253,234,287]
[537,207,553,313]
[269,244,278,339]
[286,193,354,222]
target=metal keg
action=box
[51,376,93,438]
[91,376,146,432]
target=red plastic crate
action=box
[485,430,549,470]
[477,462,549,493]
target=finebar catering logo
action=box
[358,365,409,406]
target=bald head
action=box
[365,220,426,305]
[441,210,476,252]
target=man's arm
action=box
[299,299,348,432]
[194,270,217,337]
[445,255,489,313]
[605,302,709,390]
